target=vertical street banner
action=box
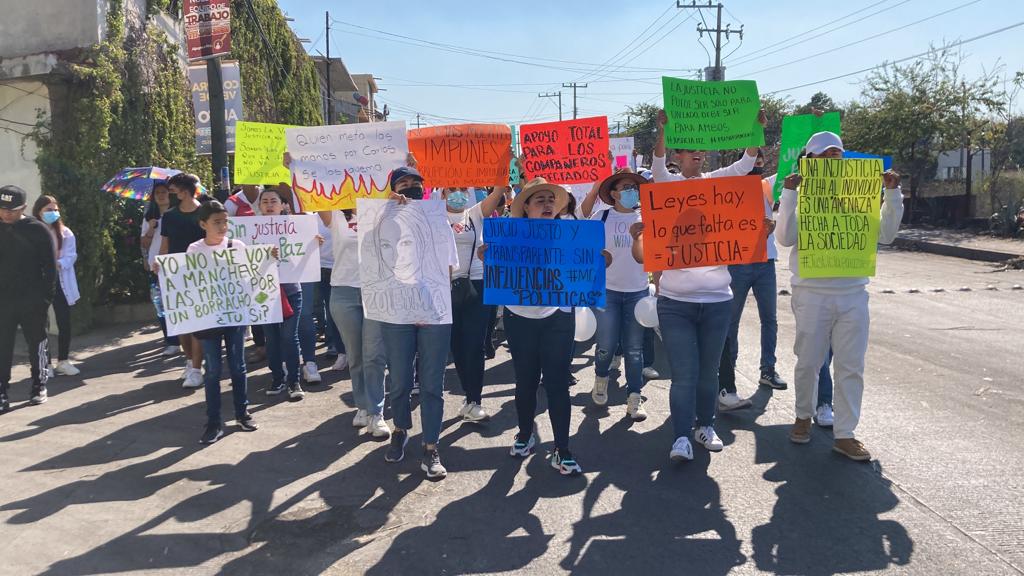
[183,0,231,61]
[188,62,242,155]
[482,218,606,308]
[155,245,282,337]
[234,121,295,185]
[286,121,409,211]
[772,111,842,200]
[796,158,883,278]
[661,77,764,150]
[357,198,454,324]
[639,176,768,272]
[227,215,320,283]
[610,136,635,170]
[519,116,612,185]
[407,124,512,188]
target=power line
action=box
[571,1,679,83]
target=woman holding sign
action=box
[775,132,904,461]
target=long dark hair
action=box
[31,194,64,250]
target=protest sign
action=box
[407,124,512,187]
[661,77,764,150]
[519,116,611,185]
[639,176,768,272]
[357,198,454,324]
[155,244,282,337]
[187,62,242,155]
[796,158,883,278]
[227,215,319,283]
[844,150,893,170]
[184,0,231,61]
[509,157,522,185]
[286,121,409,212]
[772,111,842,200]
[610,136,635,170]
[482,218,606,308]
[234,122,294,185]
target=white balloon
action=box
[634,296,659,328]
[574,307,597,342]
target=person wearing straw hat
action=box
[479,177,583,476]
[587,170,650,421]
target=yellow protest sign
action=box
[234,121,295,185]
[797,158,883,278]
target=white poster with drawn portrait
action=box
[357,198,456,325]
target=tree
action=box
[622,103,660,166]
[794,92,842,116]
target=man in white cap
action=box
[775,132,904,461]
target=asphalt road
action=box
[0,245,1021,575]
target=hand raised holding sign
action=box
[784,173,803,190]
[883,170,902,189]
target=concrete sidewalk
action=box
[893,227,1024,262]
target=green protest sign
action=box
[796,158,883,278]
[661,77,764,151]
[234,121,295,185]
[772,112,841,200]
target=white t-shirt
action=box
[592,207,647,293]
[141,218,162,268]
[448,203,484,280]
[186,237,246,254]
[329,211,360,288]
[225,192,257,216]
[317,217,334,269]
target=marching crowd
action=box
[0,110,904,481]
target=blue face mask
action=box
[446,191,470,211]
[617,188,639,209]
[42,211,61,224]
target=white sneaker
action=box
[670,436,694,461]
[626,392,647,421]
[303,361,321,383]
[182,369,204,389]
[462,402,489,422]
[718,389,752,412]
[179,361,192,380]
[161,345,179,357]
[642,366,660,380]
[352,409,369,428]
[367,414,391,438]
[591,375,609,406]
[54,360,80,376]
[694,426,724,452]
[815,404,835,428]
[610,355,622,372]
[331,354,348,371]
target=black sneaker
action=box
[199,423,224,444]
[385,429,409,463]
[237,413,258,432]
[1,391,9,413]
[550,448,582,476]
[568,374,578,387]
[288,382,305,400]
[30,385,48,405]
[266,381,286,396]
[758,371,788,390]
[421,448,447,479]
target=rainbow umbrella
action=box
[101,166,199,200]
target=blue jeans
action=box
[819,349,833,408]
[450,280,493,404]
[299,281,318,363]
[329,286,387,415]
[594,289,647,394]
[658,297,732,438]
[719,261,778,393]
[265,290,302,386]
[201,326,247,425]
[381,322,452,446]
[318,268,344,354]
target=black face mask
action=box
[748,166,765,176]
[399,184,424,200]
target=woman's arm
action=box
[58,230,77,269]
[630,222,645,264]
[479,186,507,217]
[580,181,602,219]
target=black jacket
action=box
[0,216,57,304]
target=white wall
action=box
[0,0,107,59]
[0,81,50,208]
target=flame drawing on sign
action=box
[291,171,392,211]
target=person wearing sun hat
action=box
[586,170,650,421]
[775,131,904,461]
[479,177,582,475]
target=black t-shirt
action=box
[160,207,203,254]
[0,216,57,303]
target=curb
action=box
[891,237,1022,263]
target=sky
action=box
[277,0,1024,128]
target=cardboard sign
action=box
[610,136,635,169]
[482,218,606,307]
[796,158,883,278]
[661,77,764,151]
[234,122,295,185]
[227,215,320,283]
[772,112,842,200]
[155,245,282,337]
[407,124,512,188]
[519,116,612,185]
[357,198,454,324]
[187,62,242,155]
[184,0,231,61]
[509,157,522,185]
[286,121,409,212]
[639,176,768,272]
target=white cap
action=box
[804,131,845,156]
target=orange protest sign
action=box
[639,176,768,272]
[407,124,512,187]
[519,116,611,185]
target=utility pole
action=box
[325,11,332,125]
[206,57,229,202]
[414,114,423,129]
[677,1,742,81]
[538,91,562,121]
[562,82,587,119]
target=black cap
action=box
[389,166,423,190]
[0,185,27,210]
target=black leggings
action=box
[53,284,72,361]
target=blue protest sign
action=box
[844,151,892,170]
[483,218,606,307]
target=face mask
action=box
[617,188,640,209]
[749,166,765,176]
[400,184,424,200]
[42,211,61,224]
[446,191,469,210]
